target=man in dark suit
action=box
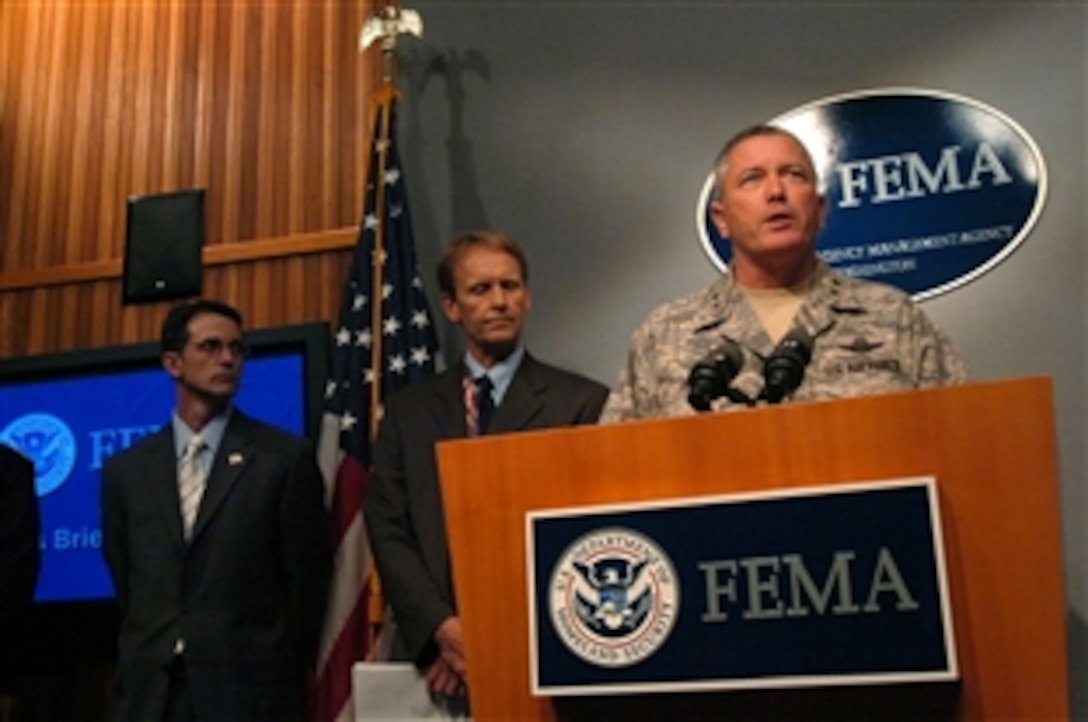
[0,445,40,721]
[365,230,609,702]
[101,299,331,722]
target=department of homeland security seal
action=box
[548,527,679,668]
[1,413,78,496]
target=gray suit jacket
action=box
[364,353,608,665]
[101,411,331,722]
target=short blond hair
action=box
[436,230,529,298]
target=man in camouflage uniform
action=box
[600,124,966,422]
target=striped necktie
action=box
[463,375,496,436]
[178,435,207,540]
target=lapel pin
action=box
[228,452,244,466]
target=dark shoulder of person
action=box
[99,424,167,475]
[539,360,610,395]
[240,412,314,456]
[0,445,41,688]
[0,444,34,486]
[0,445,39,563]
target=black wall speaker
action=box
[122,189,205,305]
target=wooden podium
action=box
[436,378,1068,721]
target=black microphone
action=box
[687,340,744,412]
[761,330,813,404]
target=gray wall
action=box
[396,2,1085,712]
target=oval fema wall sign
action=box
[696,88,1047,300]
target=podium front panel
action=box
[436,378,1068,721]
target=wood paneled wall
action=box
[0,0,382,357]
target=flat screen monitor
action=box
[0,322,329,605]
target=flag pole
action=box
[314,5,432,719]
[358,0,425,657]
[361,3,422,438]
[367,91,392,442]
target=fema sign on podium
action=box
[527,478,957,695]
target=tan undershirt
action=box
[738,274,814,344]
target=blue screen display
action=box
[0,338,318,604]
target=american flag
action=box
[313,89,440,722]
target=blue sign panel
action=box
[528,479,956,695]
[697,88,1046,300]
[0,353,307,603]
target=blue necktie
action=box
[474,376,495,435]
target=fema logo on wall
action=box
[696,88,1047,299]
[1,413,78,496]
[548,527,679,668]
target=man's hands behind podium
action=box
[425,616,467,699]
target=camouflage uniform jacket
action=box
[600,262,967,422]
